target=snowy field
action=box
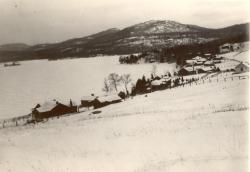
[0,71,248,172]
[224,51,249,63]
[0,56,176,119]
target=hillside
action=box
[0,71,248,172]
[0,20,249,62]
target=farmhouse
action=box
[93,94,122,109]
[32,100,77,120]
[235,62,249,73]
[81,95,97,108]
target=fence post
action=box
[3,120,5,128]
[231,77,233,81]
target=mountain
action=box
[0,20,249,62]
[0,43,30,51]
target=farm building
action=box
[151,78,171,91]
[201,66,215,73]
[213,59,221,64]
[235,62,249,73]
[204,61,214,66]
[178,67,196,76]
[185,59,195,65]
[32,100,78,120]
[151,80,163,91]
[219,43,232,53]
[93,94,122,109]
[81,95,97,108]
[204,53,213,59]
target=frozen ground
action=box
[221,51,249,63]
[0,71,248,172]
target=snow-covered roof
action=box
[185,60,195,64]
[235,62,249,68]
[201,66,214,72]
[53,98,77,107]
[151,80,162,86]
[81,96,97,101]
[204,61,214,65]
[181,67,194,72]
[36,100,58,113]
[162,76,171,81]
[192,56,202,60]
[197,58,207,62]
[97,94,122,103]
[195,61,204,65]
[221,43,231,47]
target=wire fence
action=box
[0,113,32,129]
[0,72,249,129]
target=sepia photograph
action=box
[0,0,249,171]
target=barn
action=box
[32,100,77,120]
[178,67,195,76]
[81,96,97,108]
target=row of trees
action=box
[119,54,141,64]
[102,73,132,96]
[103,64,178,96]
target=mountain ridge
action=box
[0,20,249,62]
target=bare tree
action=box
[121,74,132,96]
[108,73,121,92]
[151,64,157,77]
[102,78,111,93]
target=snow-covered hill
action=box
[0,21,248,62]
[127,20,206,34]
[0,71,248,172]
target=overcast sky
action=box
[0,0,249,45]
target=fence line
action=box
[1,72,248,129]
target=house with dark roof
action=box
[93,94,122,109]
[32,100,77,120]
[178,67,196,76]
[80,95,97,109]
[219,43,232,53]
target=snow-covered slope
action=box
[0,73,248,172]
[129,20,206,34]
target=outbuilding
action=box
[235,62,249,73]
